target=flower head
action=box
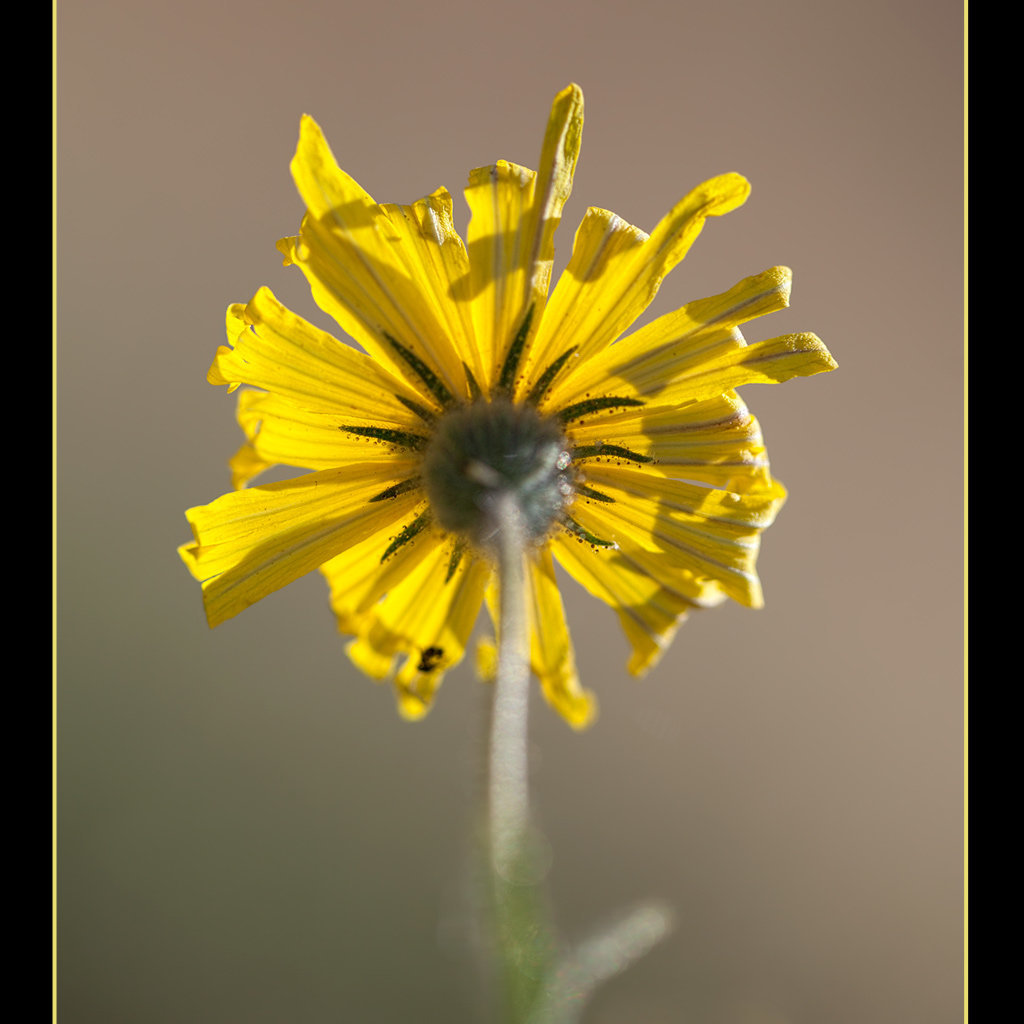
[180,85,836,728]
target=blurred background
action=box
[57,0,963,1021]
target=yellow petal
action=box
[574,330,838,410]
[526,547,597,729]
[212,288,429,429]
[380,189,482,397]
[568,392,772,492]
[320,518,439,633]
[227,438,274,490]
[346,633,397,682]
[284,116,467,401]
[475,637,498,683]
[551,265,793,407]
[232,388,421,485]
[180,464,422,628]
[520,208,648,402]
[526,82,584,305]
[464,84,584,390]
[568,467,787,608]
[345,545,492,720]
[552,533,714,677]
[481,547,596,729]
[464,160,535,389]
[528,173,751,406]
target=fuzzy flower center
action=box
[422,399,574,548]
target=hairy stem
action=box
[486,490,557,1023]
[488,490,531,882]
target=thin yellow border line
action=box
[52,0,59,1017]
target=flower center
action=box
[422,399,573,549]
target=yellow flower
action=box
[179,84,836,729]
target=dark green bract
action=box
[422,400,573,548]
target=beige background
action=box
[57,0,963,1021]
